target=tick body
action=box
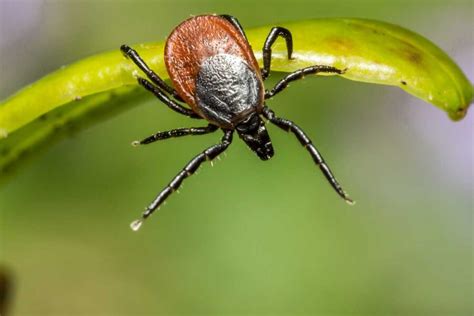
[122,14,353,230]
[166,16,264,128]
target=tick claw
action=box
[130,219,143,231]
[345,197,356,206]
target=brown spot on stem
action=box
[456,107,467,119]
[403,48,423,64]
[325,37,355,53]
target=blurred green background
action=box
[0,0,472,315]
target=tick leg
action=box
[262,106,354,204]
[121,44,184,102]
[131,130,233,229]
[134,124,218,146]
[262,27,293,80]
[137,77,201,119]
[265,65,344,99]
[220,14,248,39]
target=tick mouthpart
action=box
[256,141,274,160]
[236,113,274,161]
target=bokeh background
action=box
[0,0,472,315]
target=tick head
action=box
[236,113,274,161]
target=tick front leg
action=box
[121,44,184,102]
[130,130,233,230]
[265,65,344,99]
[137,77,201,119]
[263,106,354,205]
[133,124,218,146]
[261,27,293,80]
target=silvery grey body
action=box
[195,53,263,127]
[195,53,273,160]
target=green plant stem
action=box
[0,18,472,177]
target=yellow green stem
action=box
[0,18,472,176]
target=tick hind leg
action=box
[133,124,218,146]
[130,130,233,230]
[262,106,354,204]
[121,44,184,102]
[262,27,293,80]
[220,14,248,39]
[265,65,345,99]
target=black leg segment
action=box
[134,124,218,146]
[262,106,353,204]
[262,27,293,80]
[265,65,345,99]
[130,130,234,230]
[121,44,184,102]
[220,14,248,39]
[137,77,201,119]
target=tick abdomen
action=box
[195,53,263,128]
[164,15,262,116]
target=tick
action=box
[121,14,353,230]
